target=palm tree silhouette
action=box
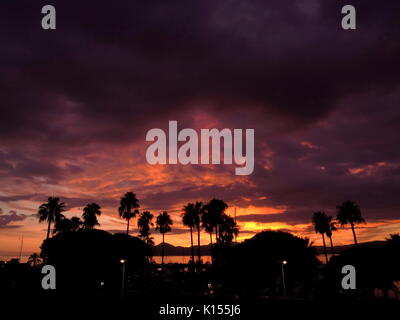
[201,204,214,255]
[82,203,101,229]
[53,216,82,234]
[218,213,239,245]
[194,201,204,262]
[312,211,329,264]
[27,253,42,267]
[211,199,228,246]
[336,200,365,246]
[118,192,140,235]
[156,211,173,267]
[138,210,154,245]
[325,217,337,255]
[182,203,196,263]
[70,216,83,231]
[203,198,227,247]
[38,197,66,239]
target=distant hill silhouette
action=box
[153,240,386,256]
[314,240,386,254]
[153,243,212,256]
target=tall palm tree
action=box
[182,203,196,263]
[204,198,227,247]
[82,203,101,229]
[218,214,239,245]
[336,200,365,246]
[38,197,66,239]
[194,201,204,262]
[53,216,82,234]
[312,211,329,264]
[201,204,214,255]
[138,211,154,245]
[156,211,173,267]
[325,217,337,256]
[27,253,42,267]
[118,192,140,235]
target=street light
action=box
[281,260,287,297]
[120,259,127,299]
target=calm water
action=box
[152,255,212,264]
[2,254,330,264]
[153,255,332,264]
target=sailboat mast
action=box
[18,235,24,261]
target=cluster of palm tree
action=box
[36,194,239,267]
[312,200,366,263]
[38,197,102,237]
[117,194,239,265]
[182,198,239,263]
[117,192,174,266]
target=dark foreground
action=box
[2,291,399,320]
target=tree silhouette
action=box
[336,200,365,246]
[182,203,196,263]
[386,233,400,244]
[40,230,150,292]
[156,211,173,267]
[325,216,337,255]
[27,253,42,267]
[53,216,82,234]
[194,201,204,262]
[118,192,140,235]
[201,204,214,251]
[138,211,154,245]
[312,211,329,264]
[203,198,227,247]
[219,231,320,297]
[82,203,101,229]
[38,197,66,239]
[218,213,239,245]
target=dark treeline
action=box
[0,194,399,312]
[36,193,239,267]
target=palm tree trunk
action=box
[46,220,51,239]
[190,226,194,263]
[126,218,130,235]
[209,232,213,264]
[215,226,218,248]
[197,224,201,262]
[322,233,328,264]
[162,233,165,267]
[329,236,334,256]
[351,223,358,246]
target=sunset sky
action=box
[1,1,400,259]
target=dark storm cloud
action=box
[0,194,39,202]
[0,151,83,183]
[0,1,399,227]
[1,0,400,144]
[245,88,400,223]
[0,210,29,228]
